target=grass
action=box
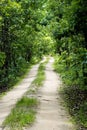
[3,97,38,130]
[32,63,45,87]
[3,57,49,130]
[17,97,38,107]
[31,57,49,87]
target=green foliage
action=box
[1,0,87,128]
[0,0,55,91]
[52,0,87,128]
[60,85,87,130]
[51,0,87,86]
[0,52,6,67]
[54,55,87,129]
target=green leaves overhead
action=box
[0,0,56,90]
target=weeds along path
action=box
[0,63,40,128]
[26,57,75,130]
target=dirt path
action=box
[26,57,75,130]
[0,64,39,129]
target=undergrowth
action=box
[54,54,87,130]
[0,57,41,98]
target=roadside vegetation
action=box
[50,0,87,129]
[0,60,37,99]
[54,55,87,130]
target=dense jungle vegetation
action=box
[0,0,55,91]
[0,0,87,129]
[50,0,87,129]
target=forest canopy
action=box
[0,0,55,90]
[0,0,87,89]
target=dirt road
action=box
[0,64,39,129]
[26,57,75,130]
